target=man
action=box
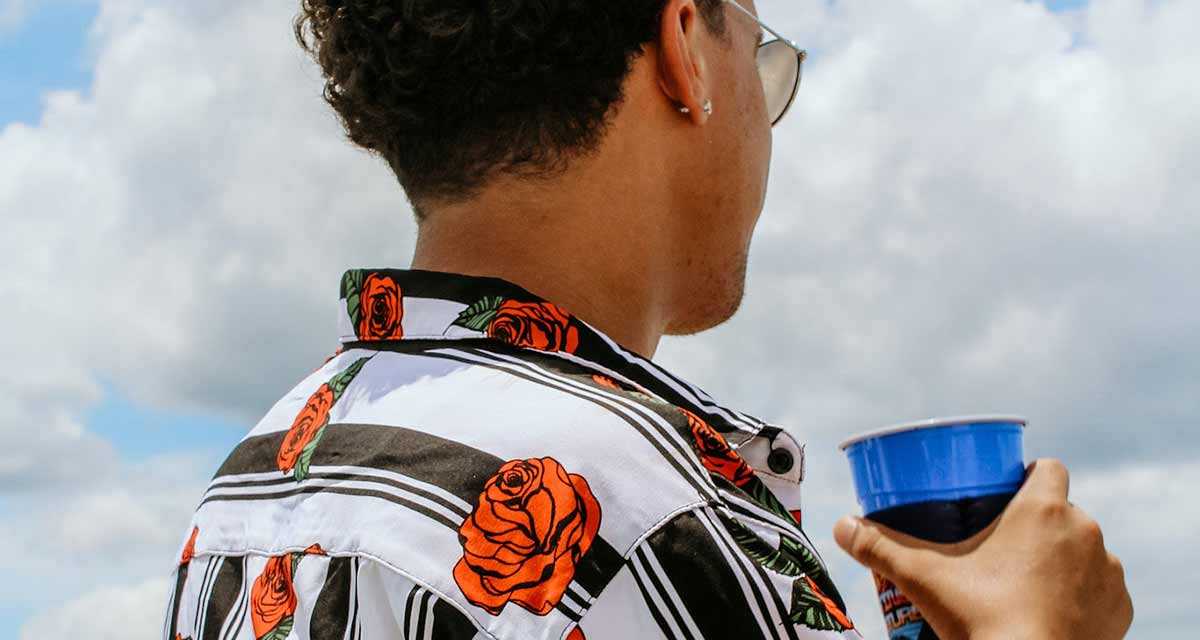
[163,1,1132,638]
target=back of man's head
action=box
[294,0,729,222]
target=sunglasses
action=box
[722,0,807,127]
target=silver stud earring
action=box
[678,99,713,115]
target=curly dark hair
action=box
[294,0,729,221]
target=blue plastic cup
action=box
[839,415,1027,640]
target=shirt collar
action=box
[335,268,767,443]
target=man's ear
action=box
[656,0,711,123]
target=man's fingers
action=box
[1020,457,1070,501]
[833,516,941,581]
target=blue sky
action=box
[1,0,98,125]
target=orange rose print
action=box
[180,526,199,565]
[591,374,622,391]
[250,555,298,639]
[357,273,404,340]
[454,457,602,616]
[487,301,580,353]
[277,383,335,474]
[304,543,325,555]
[566,627,586,640]
[682,408,755,487]
[804,576,854,630]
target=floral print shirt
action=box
[163,268,859,640]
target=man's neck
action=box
[408,183,676,360]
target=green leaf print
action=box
[341,270,365,329]
[293,425,326,483]
[340,269,363,300]
[329,356,372,401]
[725,516,805,577]
[451,296,505,332]
[259,615,295,640]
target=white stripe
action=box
[202,477,466,525]
[438,347,716,499]
[639,546,706,640]
[207,464,473,514]
[694,508,782,640]
[570,322,762,433]
[556,586,589,618]
[422,589,436,640]
[407,587,423,640]
[630,551,688,639]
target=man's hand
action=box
[832,458,1133,640]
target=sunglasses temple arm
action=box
[722,0,805,53]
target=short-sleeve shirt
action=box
[162,268,859,640]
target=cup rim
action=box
[838,414,1028,451]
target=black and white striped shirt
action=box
[162,268,859,640]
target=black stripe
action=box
[554,600,583,623]
[207,472,469,519]
[635,548,697,640]
[429,597,480,640]
[311,557,353,640]
[193,557,219,634]
[415,590,432,639]
[422,347,714,502]
[627,558,682,639]
[647,511,773,640]
[209,421,624,597]
[213,421,504,505]
[167,564,189,640]
[202,556,244,640]
[201,485,461,531]
[221,557,247,640]
[563,586,590,609]
[403,586,419,639]
[348,558,360,640]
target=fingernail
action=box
[833,516,861,550]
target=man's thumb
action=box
[833,515,932,580]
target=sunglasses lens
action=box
[757,40,801,125]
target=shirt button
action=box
[767,448,794,474]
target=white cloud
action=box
[1,0,1196,636]
[19,577,171,640]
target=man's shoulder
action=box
[193,342,715,570]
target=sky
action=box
[1,0,1196,637]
